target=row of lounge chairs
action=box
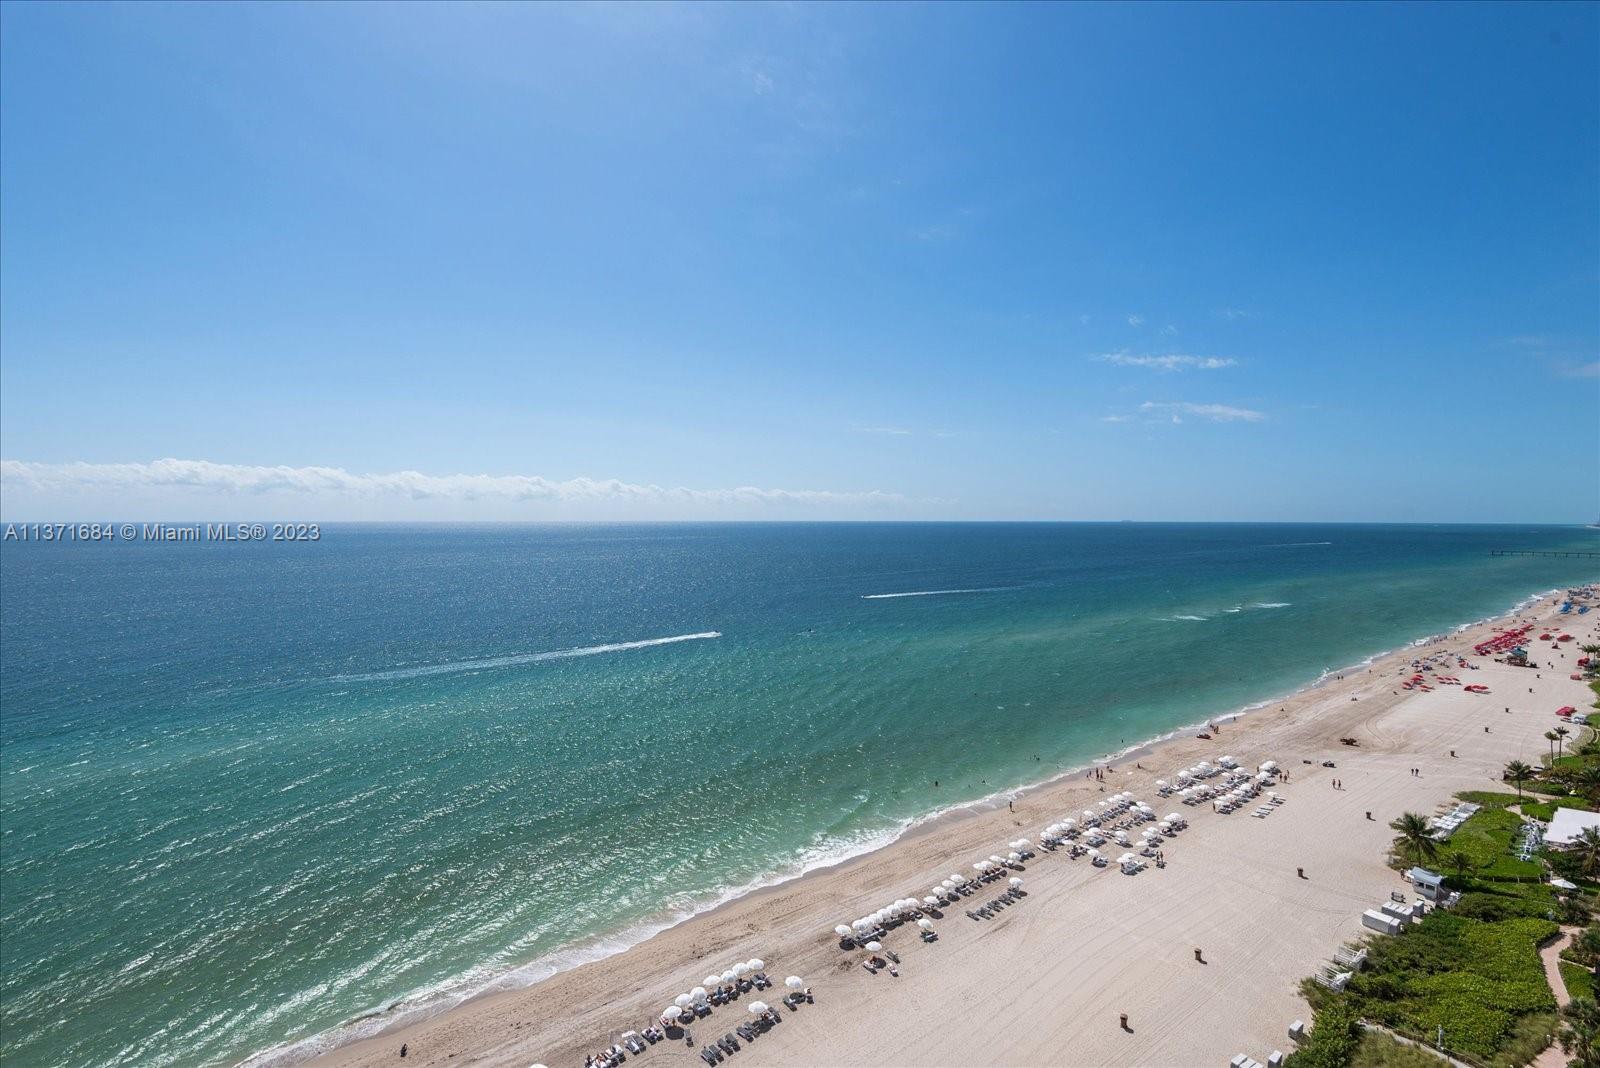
[1427,801,1480,841]
[965,885,1026,920]
[1517,820,1543,861]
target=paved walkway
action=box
[1532,926,1581,1068]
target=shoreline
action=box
[282,582,1589,1068]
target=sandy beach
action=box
[318,591,1599,1068]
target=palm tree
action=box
[1391,812,1438,867]
[1559,996,1600,1068]
[1548,731,1563,762]
[1445,849,1474,886]
[1558,725,1573,761]
[1576,764,1600,804]
[1573,826,1600,881]
[1505,759,1534,801]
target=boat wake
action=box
[1161,601,1290,622]
[330,633,723,683]
[861,587,1015,600]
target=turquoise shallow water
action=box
[2,523,1597,1066]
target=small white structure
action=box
[1406,867,1447,902]
[1380,900,1419,924]
[1546,808,1600,848]
[1361,908,1403,936]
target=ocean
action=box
[2,523,1596,1066]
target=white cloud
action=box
[0,458,907,512]
[1099,414,1134,423]
[1096,352,1238,371]
[1139,402,1266,423]
[1215,307,1256,321]
[1126,314,1145,327]
[1160,324,1179,337]
[1560,361,1600,379]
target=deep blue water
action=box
[2,523,1596,1066]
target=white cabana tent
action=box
[1547,808,1600,847]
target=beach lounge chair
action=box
[700,1049,718,1065]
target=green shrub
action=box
[1287,997,1363,1068]
[1343,912,1557,1061]
[1453,889,1556,922]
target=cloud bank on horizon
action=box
[0,459,911,521]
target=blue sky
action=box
[2,1,1596,522]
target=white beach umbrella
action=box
[691,987,708,1004]
[865,940,883,952]
[1007,851,1022,863]
[663,1006,682,1021]
[833,925,851,939]
[721,969,738,984]
[917,917,934,930]
[748,1001,769,1015]
[1156,779,1167,787]
[674,994,693,1009]
[949,873,964,884]
[972,862,986,872]
[748,958,764,972]
[941,878,956,889]
[733,963,752,979]
[1086,848,1100,858]
[706,973,724,987]
[989,854,1003,863]
[924,895,940,906]
[785,975,804,991]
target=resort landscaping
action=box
[1289,718,1600,1068]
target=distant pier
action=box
[1489,549,1600,559]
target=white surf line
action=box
[861,587,1016,600]
[331,632,723,683]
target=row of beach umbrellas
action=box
[662,963,805,1024]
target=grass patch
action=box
[1454,791,1522,810]
[1560,959,1595,1001]
[1350,1029,1452,1067]
[1520,798,1598,820]
[1444,808,1544,882]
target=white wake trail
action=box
[332,632,723,682]
[861,587,1015,600]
